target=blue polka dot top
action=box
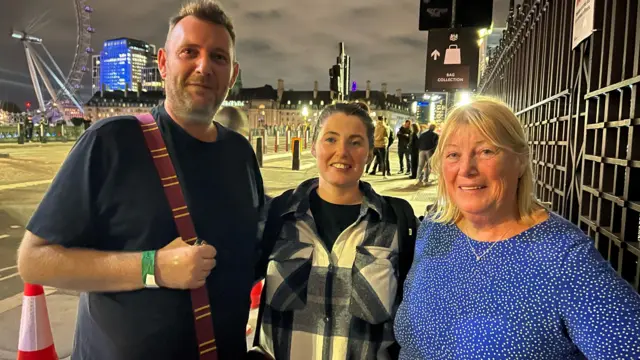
[394,212,640,359]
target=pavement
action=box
[0,141,436,359]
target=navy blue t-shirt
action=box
[27,105,264,360]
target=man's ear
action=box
[229,61,240,88]
[158,48,168,79]
[311,142,317,158]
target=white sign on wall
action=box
[572,0,595,49]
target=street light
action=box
[456,91,472,106]
[302,106,309,117]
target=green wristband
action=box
[142,250,159,288]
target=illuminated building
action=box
[100,38,156,91]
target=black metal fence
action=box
[480,0,640,291]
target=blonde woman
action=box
[394,98,640,359]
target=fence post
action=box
[286,130,291,152]
[275,132,279,153]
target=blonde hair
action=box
[429,97,541,224]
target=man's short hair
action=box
[168,1,236,44]
[378,116,384,121]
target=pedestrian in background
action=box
[396,120,412,175]
[384,117,394,176]
[216,105,249,136]
[416,124,438,185]
[409,123,420,179]
[366,115,389,178]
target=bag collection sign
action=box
[425,28,480,91]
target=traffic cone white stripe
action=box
[16,283,58,360]
[18,294,54,352]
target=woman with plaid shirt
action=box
[251,102,416,360]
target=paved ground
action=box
[0,141,436,359]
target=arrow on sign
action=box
[431,50,441,60]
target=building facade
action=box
[142,58,163,92]
[224,79,412,131]
[92,55,100,92]
[83,89,163,122]
[83,79,412,131]
[99,38,156,91]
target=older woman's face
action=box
[442,124,521,219]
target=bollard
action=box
[292,138,301,171]
[40,123,47,144]
[275,132,279,153]
[304,130,309,149]
[262,129,267,154]
[61,123,67,143]
[17,122,24,145]
[256,137,264,168]
[286,130,291,152]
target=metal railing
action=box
[480,0,640,291]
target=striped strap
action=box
[136,114,218,360]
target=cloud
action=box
[390,36,427,50]
[245,9,284,21]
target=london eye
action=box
[9,0,94,122]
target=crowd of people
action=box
[15,1,640,360]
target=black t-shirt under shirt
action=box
[309,190,361,252]
[26,105,264,360]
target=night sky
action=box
[0,0,512,108]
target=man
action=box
[384,117,394,176]
[17,2,264,359]
[368,117,393,176]
[367,115,389,178]
[216,106,249,136]
[417,123,439,185]
[396,119,411,175]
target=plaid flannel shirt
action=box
[257,178,401,360]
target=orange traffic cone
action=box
[250,280,264,309]
[16,284,58,360]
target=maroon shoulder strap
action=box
[136,113,218,360]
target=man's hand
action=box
[155,237,217,289]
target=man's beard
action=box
[166,77,226,125]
